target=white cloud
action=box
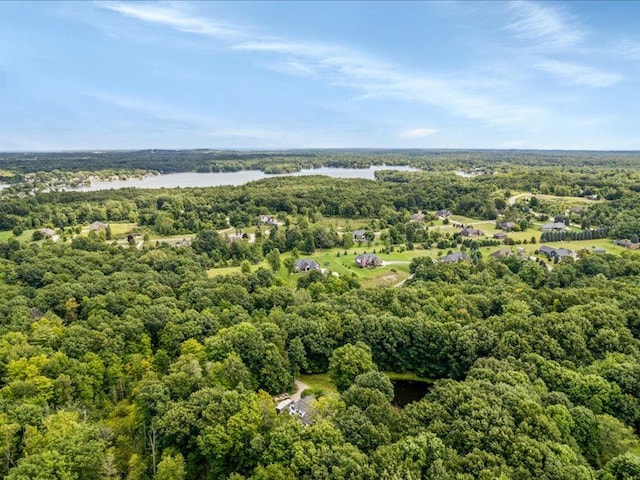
[536,60,622,87]
[617,40,640,60]
[97,2,545,127]
[507,1,586,50]
[400,128,438,138]
[98,2,248,39]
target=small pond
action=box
[391,380,433,407]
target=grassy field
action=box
[384,371,433,383]
[310,215,371,231]
[298,373,337,395]
[207,245,438,287]
[207,233,640,286]
[298,371,432,397]
[108,222,138,236]
[0,229,35,242]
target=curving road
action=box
[291,379,310,402]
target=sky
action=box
[0,1,639,151]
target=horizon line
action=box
[2,147,640,154]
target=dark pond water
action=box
[391,380,432,407]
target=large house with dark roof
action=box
[39,228,57,239]
[615,240,639,250]
[352,230,372,242]
[500,221,517,231]
[460,228,484,237]
[355,253,381,268]
[89,221,107,231]
[440,252,470,264]
[541,222,568,232]
[259,215,279,226]
[539,245,574,260]
[294,258,321,273]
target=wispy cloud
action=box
[98,2,248,39]
[400,128,438,138]
[506,1,586,50]
[97,2,545,127]
[617,40,640,60]
[535,59,622,87]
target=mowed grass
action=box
[384,371,433,383]
[298,373,337,395]
[0,229,35,242]
[207,245,434,287]
[207,235,640,286]
[298,372,432,398]
[108,222,138,236]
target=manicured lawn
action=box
[312,216,371,232]
[207,265,251,277]
[108,222,139,236]
[384,371,433,383]
[207,246,435,287]
[149,234,195,245]
[298,373,337,395]
[0,229,35,242]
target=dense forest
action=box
[2,149,640,175]
[2,152,640,479]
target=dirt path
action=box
[291,379,310,402]
[381,260,411,266]
[393,273,414,288]
[508,193,531,206]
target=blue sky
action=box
[1,1,639,150]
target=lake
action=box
[391,379,432,407]
[71,165,421,191]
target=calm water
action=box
[72,165,420,191]
[391,380,432,407]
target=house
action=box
[173,238,192,248]
[592,247,606,254]
[259,215,278,226]
[227,233,245,242]
[275,398,293,414]
[615,240,639,250]
[436,209,452,219]
[494,232,508,240]
[411,213,425,222]
[287,396,315,425]
[541,222,568,232]
[294,258,321,273]
[460,228,484,237]
[352,230,370,242]
[89,221,107,231]
[501,221,517,232]
[490,249,512,258]
[356,253,381,268]
[539,245,573,260]
[570,207,583,214]
[40,228,56,238]
[440,252,470,263]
